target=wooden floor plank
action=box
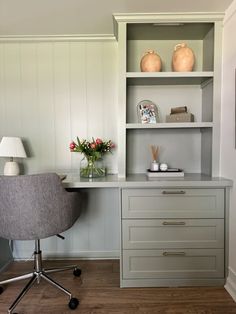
[0,259,236,314]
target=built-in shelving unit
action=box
[114,13,223,177]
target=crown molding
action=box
[113,12,225,23]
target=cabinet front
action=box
[122,188,224,218]
[122,219,224,249]
[122,249,224,279]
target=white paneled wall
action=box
[13,188,120,260]
[0,40,118,174]
[0,39,119,259]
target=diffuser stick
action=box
[150,145,159,161]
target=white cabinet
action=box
[113,13,224,177]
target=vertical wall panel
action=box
[3,44,21,135]
[19,43,40,173]
[37,42,56,171]
[86,42,104,138]
[53,42,71,170]
[70,42,87,171]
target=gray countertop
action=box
[61,172,233,189]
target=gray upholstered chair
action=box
[0,173,82,314]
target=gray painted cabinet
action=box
[121,187,226,287]
[61,174,231,287]
[113,12,228,287]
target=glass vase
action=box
[80,156,106,178]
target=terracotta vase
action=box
[172,43,195,72]
[140,50,162,72]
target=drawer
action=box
[122,219,224,249]
[122,188,224,218]
[122,249,224,279]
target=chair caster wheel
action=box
[73,268,81,277]
[0,286,3,294]
[68,297,79,310]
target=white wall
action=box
[221,0,236,300]
[0,40,118,174]
[0,0,233,36]
[0,38,120,259]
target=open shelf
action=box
[126,72,214,86]
[114,13,222,177]
[126,122,213,129]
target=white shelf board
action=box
[126,122,213,129]
[126,72,214,85]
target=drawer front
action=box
[122,188,224,218]
[122,249,224,279]
[122,219,224,249]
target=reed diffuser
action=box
[150,145,159,171]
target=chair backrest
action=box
[0,173,81,240]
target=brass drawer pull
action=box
[163,251,186,256]
[162,221,186,226]
[162,190,186,195]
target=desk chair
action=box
[0,173,82,314]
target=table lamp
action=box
[0,137,27,175]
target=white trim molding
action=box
[14,250,120,260]
[225,267,236,302]
[113,12,225,23]
[0,34,116,43]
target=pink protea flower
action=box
[90,143,96,149]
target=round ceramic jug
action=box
[140,50,162,72]
[172,43,195,72]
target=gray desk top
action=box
[61,172,233,189]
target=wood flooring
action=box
[0,259,236,314]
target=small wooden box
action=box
[166,112,194,123]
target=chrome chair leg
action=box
[41,272,72,298]
[1,239,81,313]
[40,272,79,310]
[44,264,77,274]
[0,272,34,285]
[8,274,37,314]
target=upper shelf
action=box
[126,72,214,86]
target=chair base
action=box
[0,240,81,314]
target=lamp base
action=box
[4,161,20,176]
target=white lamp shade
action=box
[0,137,27,158]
